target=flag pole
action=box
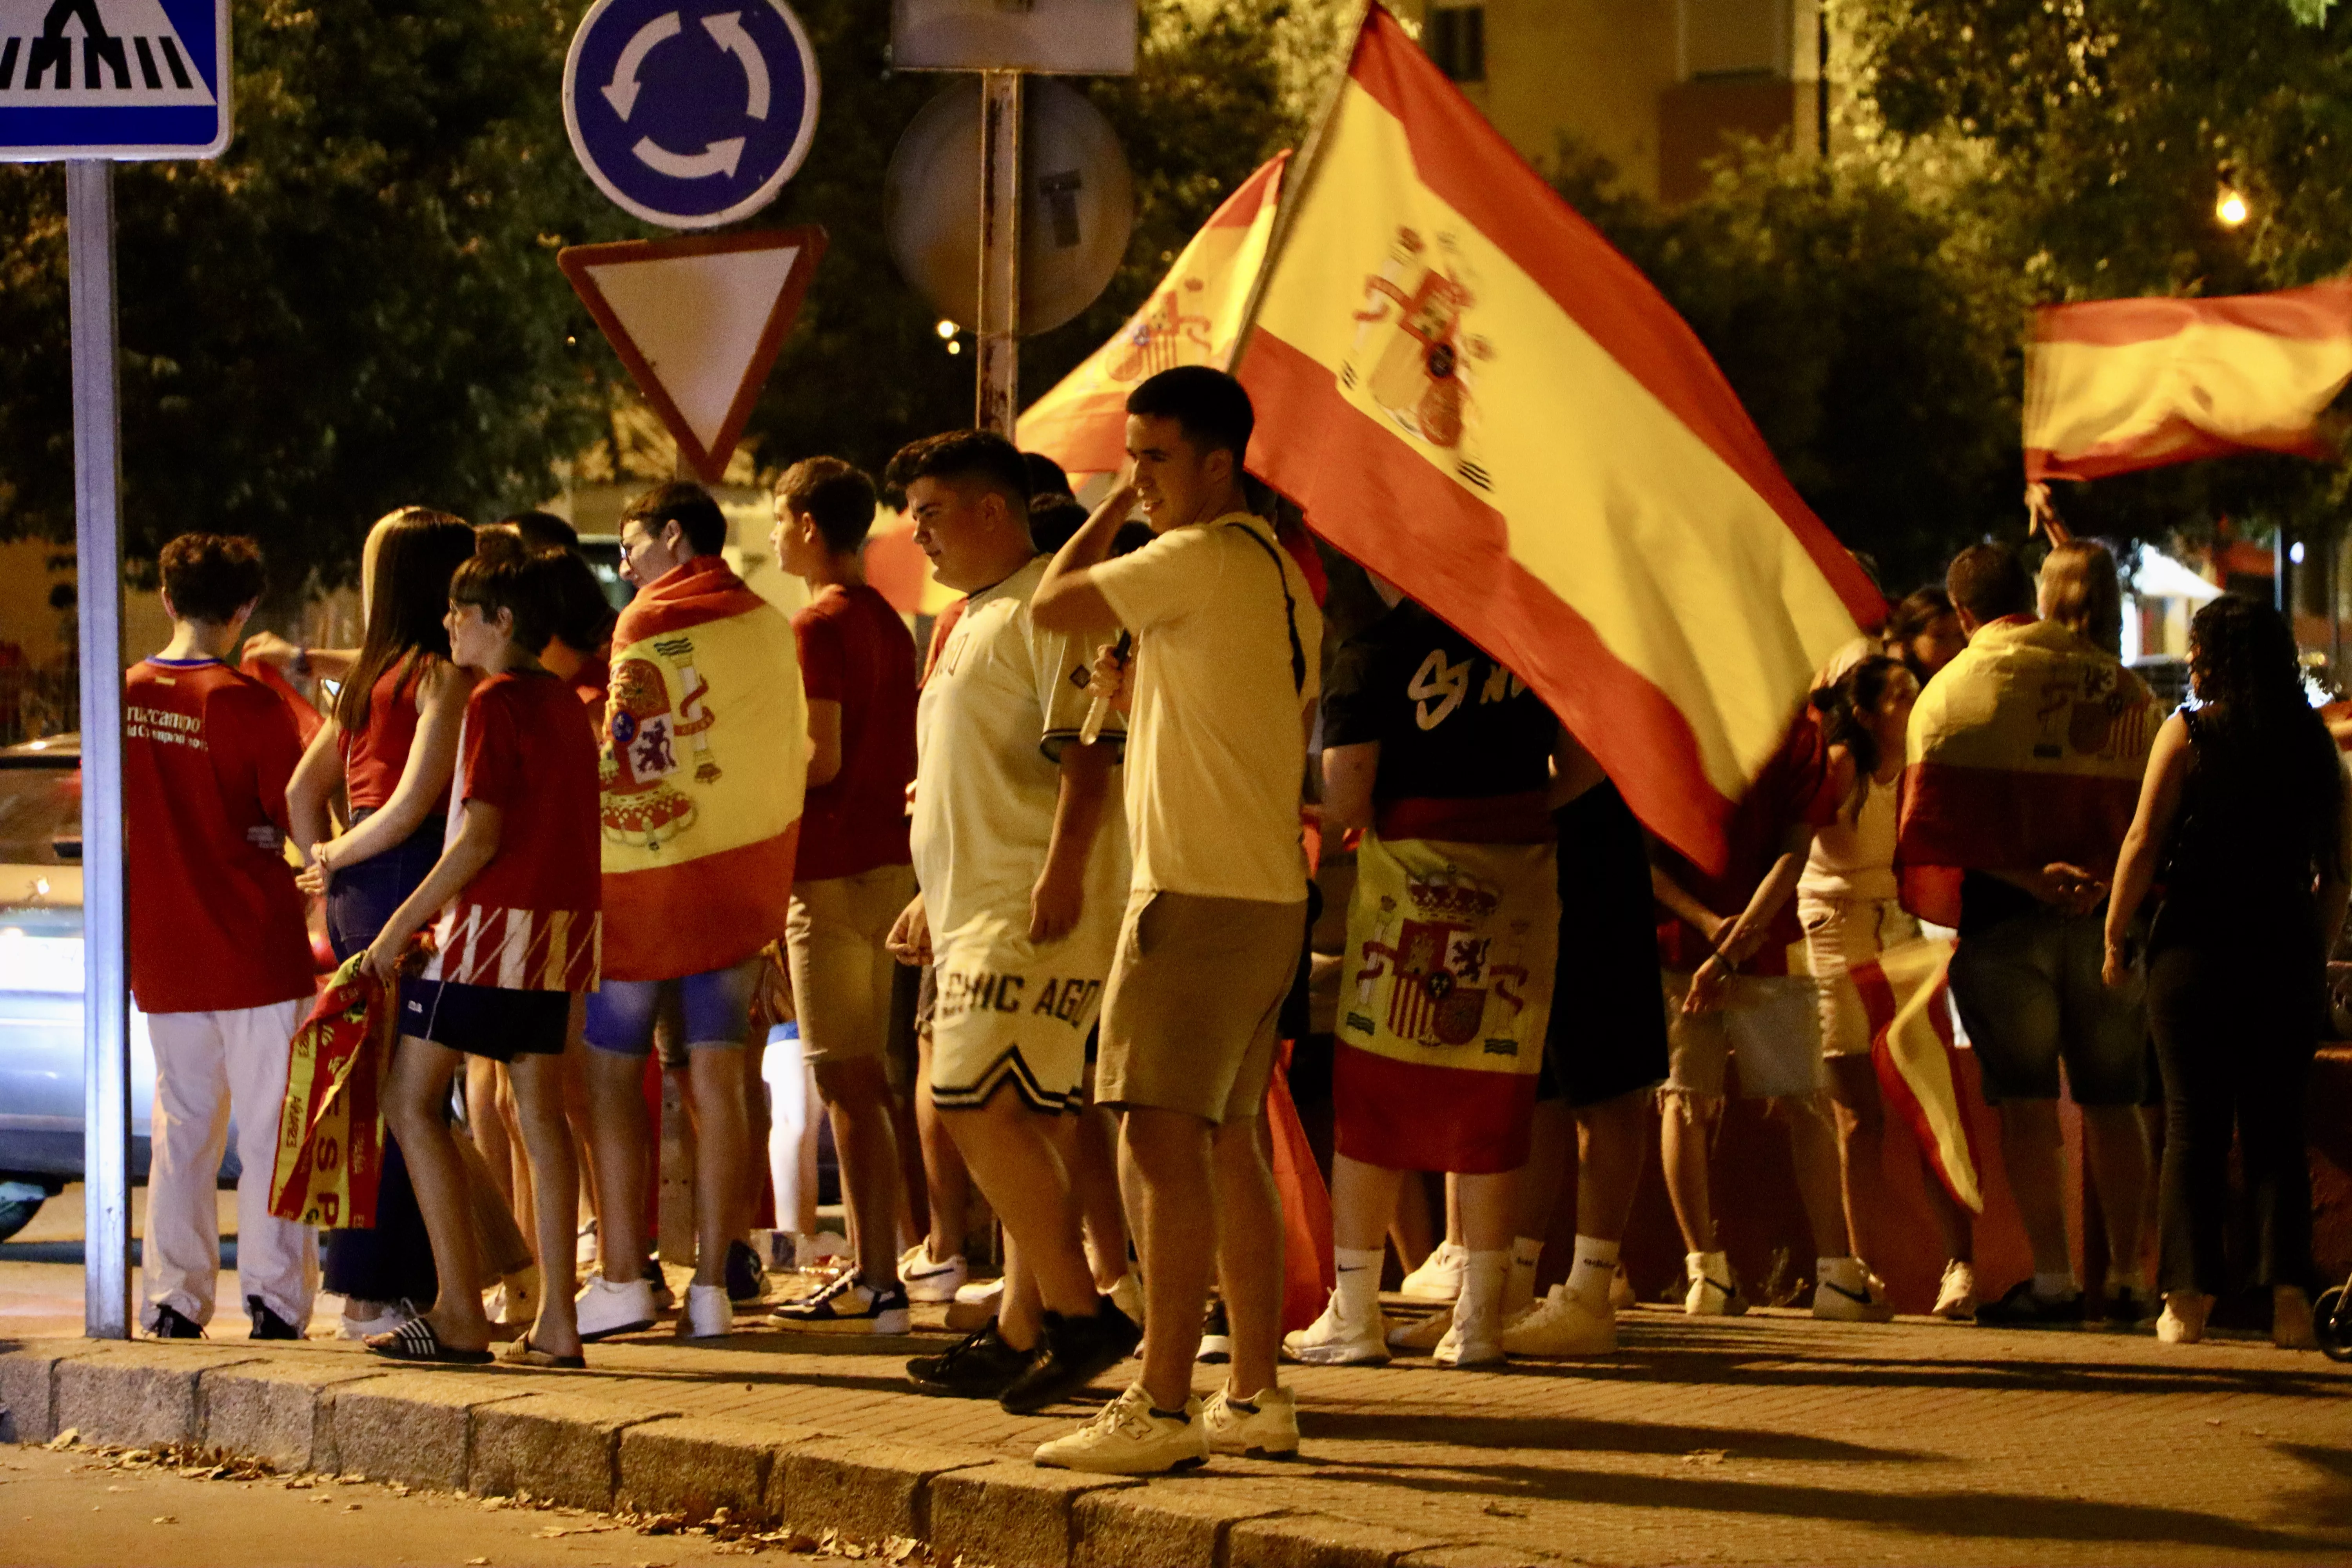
[1222,0,1375,377]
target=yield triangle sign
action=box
[559,227,827,484]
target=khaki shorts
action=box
[1800,896,1921,1057]
[786,864,918,1068]
[1098,889,1305,1126]
[1662,969,1827,1099]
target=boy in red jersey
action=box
[360,548,603,1367]
[125,534,320,1340]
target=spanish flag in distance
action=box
[1233,7,1880,871]
[1020,154,1289,477]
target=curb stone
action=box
[198,1359,388,1474]
[468,1392,681,1511]
[773,1435,1000,1545]
[55,1344,265,1450]
[325,1370,533,1491]
[1073,1486,1292,1567]
[1229,1513,1454,1568]
[928,1460,1139,1568]
[0,1344,97,1443]
[1395,1545,1560,1568]
[618,1414,822,1522]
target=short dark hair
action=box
[1946,543,2033,625]
[449,544,564,654]
[1028,495,1090,554]
[1126,366,1254,460]
[501,510,580,553]
[621,481,728,557]
[884,430,1031,512]
[776,457,880,554]
[158,534,267,624]
[1022,451,1074,502]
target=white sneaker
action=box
[1109,1270,1145,1329]
[678,1282,734,1339]
[1385,1307,1452,1352]
[1932,1260,1979,1320]
[1813,1262,1896,1323]
[1201,1383,1299,1456]
[1610,1263,1638,1310]
[1434,1308,1503,1368]
[1034,1384,1209,1474]
[1684,1260,1748,1318]
[575,1274,659,1341]
[1282,1294,1390,1366]
[1500,1284,1617,1357]
[338,1298,418,1340]
[1399,1241,1467,1302]
[899,1242,969,1303]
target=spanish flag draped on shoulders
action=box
[1897,615,2164,928]
[600,554,809,981]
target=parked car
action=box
[0,733,180,1244]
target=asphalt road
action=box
[0,1441,839,1567]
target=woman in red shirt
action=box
[287,508,478,1339]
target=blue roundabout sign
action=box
[563,0,819,230]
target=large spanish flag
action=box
[601,555,808,981]
[2025,281,2352,481]
[1848,936,1981,1214]
[1896,616,2163,927]
[1232,8,1880,869]
[1018,154,1289,477]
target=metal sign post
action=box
[975,69,1022,433]
[67,159,131,1341]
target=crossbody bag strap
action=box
[1224,521,1307,695]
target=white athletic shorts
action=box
[928,909,1116,1115]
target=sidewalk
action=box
[6,1296,2349,1567]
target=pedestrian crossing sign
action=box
[0,0,228,160]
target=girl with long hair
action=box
[287,508,481,1339]
[1800,656,1980,1318]
[2105,594,2351,1348]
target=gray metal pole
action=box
[68,158,132,1341]
[975,69,1022,434]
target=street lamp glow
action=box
[2216,190,2250,227]
[936,319,958,339]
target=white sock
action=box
[1456,1250,1509,1336]
[1568,1236,1621,1306]
[1504,1236,1544,1318]
[1333,1246,1383,1324]
[1687,1249,1731,1286]
[2034,1269,2079,1299]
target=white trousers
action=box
[142,999,318,1332]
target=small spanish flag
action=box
[2025,281,2352,482]
[1849,936,1982,1214]
[1232,8,1880,871]
[1019,154,1289,477]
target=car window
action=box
[0,764,79,867]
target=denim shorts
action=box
[1947,903,2147,1106]
[584,959,762,1055]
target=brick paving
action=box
[18,1287,2347,1565]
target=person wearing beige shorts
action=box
[1096,889,1306,1126]
[788,865,919,1069]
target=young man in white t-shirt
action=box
[877,429,1143,1414]
[1030,367,1322,1474]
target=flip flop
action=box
[500,1339,586,1370]
[366,1318,494,1365]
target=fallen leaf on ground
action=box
[1682,1449,1730,1465]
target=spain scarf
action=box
[601,555,808,981]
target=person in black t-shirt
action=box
[1287,593,1564,1370]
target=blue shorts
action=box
[585,960,761,1056]
[397,977,568,1062]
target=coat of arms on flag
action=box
[1343,838,1551,1058]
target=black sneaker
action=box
[725,1239,767,1307]
[1197,1296,1232,1363]
[907,1321,1033,1398]
[1000,1300,1145,1415]
[247,1296,302,1340]
[2104,1286,2157,1326]
[151,1303,203,1339]
[1975,1280,2085,1327]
